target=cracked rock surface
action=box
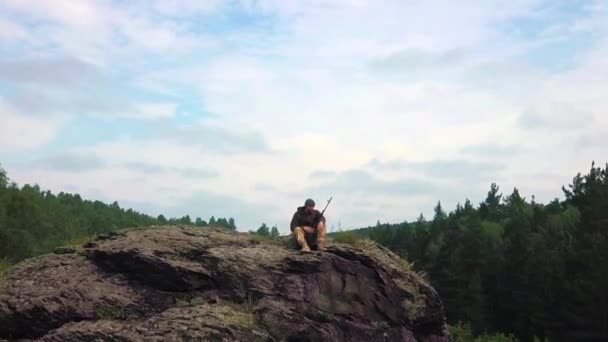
[0,226,451,341]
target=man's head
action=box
[304,198,315,213]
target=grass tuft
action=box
[65,233,98,248]
[94,304,140,320]
[207,304,256,329]
[95,304,124,320]
[0,258,11,285]
[449,322,520,342]
[331,231,361,244]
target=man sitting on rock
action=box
[290,198,327,252]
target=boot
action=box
[316,238,325,252]
[316,222,327,251]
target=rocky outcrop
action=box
[0,226,450,341]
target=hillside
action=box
[0,226,450,341]
[333,163,608,342]
[0,163,236,263]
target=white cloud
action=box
[151,0,224,16]
[2,0,608,232]
[0,0,211,65]
[0,15,29,42]
[31,152,105,172]
[0,58,98,85]
[0,99,65,151]
[133,103,177,120]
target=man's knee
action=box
[293,226,305,238]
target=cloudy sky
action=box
[1,0,607,233]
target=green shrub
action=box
[449,323,519,342]
[0,258,11,284]
[95,304,124,320]
[65,233,98,247]
[332,231,360,244]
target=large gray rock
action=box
[0,226,451,341]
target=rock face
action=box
[0,226,451,341]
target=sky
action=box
[1,0,607,233]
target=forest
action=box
[0,163,236,263]
[1,162,606,341]
[334,162,608,341]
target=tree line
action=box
[2,161,606,341]
[0,163,236,263]
[333,162,608,341]
[251,222,280,239]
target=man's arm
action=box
[314,210,326,228]
[290,212,299,232]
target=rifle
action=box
[313,196,332,229]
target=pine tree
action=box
[195,217,207,227]
[562,162,608,336]
[479,183,503,221]
[257,223,270,237]
[0,163,7,189]
[416,213,425,223]
[433,201,447,222]
[180,215,192,225]
[270,225,280,239]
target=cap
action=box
[304,198,315,207]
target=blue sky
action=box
[1,0,607,233]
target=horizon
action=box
[0,159,601,233]
[1,1,607,233]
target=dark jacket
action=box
[290,206,326,232]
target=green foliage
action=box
[248,233,271,243]
[331,230,363,244]
[0,180,159,262]
[187,215,236,230]
[252,223,280,239]
[433,201,447,223]
[450,323,518,342]
[94,304,125,320]
[179,215,192,225]
[211,304,255,328]
[215,217,231,229]
[270,225,280,239]
[190,296,204,306]
[336,162,608,342]
[176,294,205,307]
[256,223,270,237]
[0,258,11,284]
[0,163,238,263]
[0,164,7,189]
[1,160,607,341]
[66,233,98,247]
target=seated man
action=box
[290,198,327,252]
